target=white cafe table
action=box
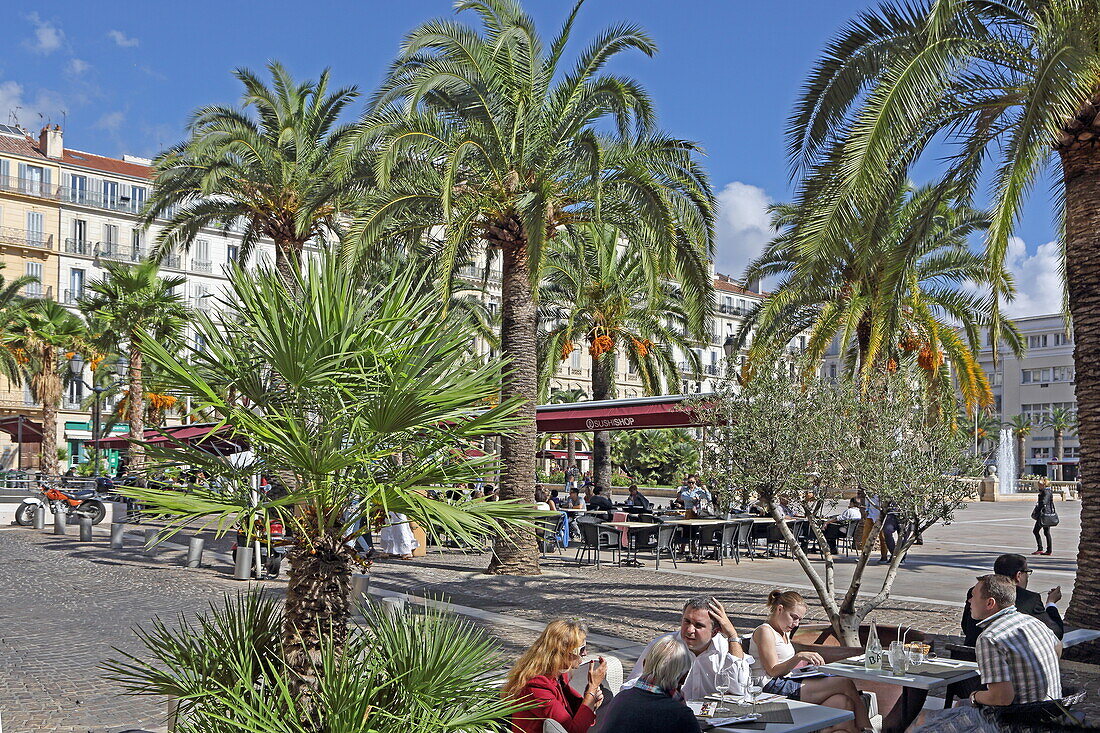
[702,698,854,733]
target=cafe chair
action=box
[574,519,620,568]
[651,523,680,570]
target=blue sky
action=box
[0,0,1062,315]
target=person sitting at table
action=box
[961,552,1064,645]
[483,484,498,501]
[562,487,586,510]
[910,574,1063,732]
[777,498,802,518]
[823,499,863,554]
[588,486,614,512]
[595,636,700,733]
[679,475,713,518]
[548,489,561,511]
[535,485,551,511]
[623,484,651,512]
[750,590,870,733]
[627,596,751,700]
[504,619,607,733]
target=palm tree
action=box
[539,226,703,492]
[79,260,190,481]
[546,386,587,477]
[352,0,714,574]
[142,61,361,285]
[735,180,1018,417]
[3,301,88,475]
[785,0,1100,628]
[1042,406,1077,482]
[1007,414,1033,479]
[121,253,537,719]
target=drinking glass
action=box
[747,675,767,714]
[908,643,927,666]
[716,669,731,712]
[888,642,909,676]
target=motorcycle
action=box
[15,481,107,526]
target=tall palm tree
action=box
[546,386,587,476]
[786,0,1100,627]
[79,260,190,481]
[142,61,361,285]
[735,180,1018,417]
[3,301,88,475]
[539,226,703,492]
[0,269,40,388]
[352,0,714,574]
[1042,406,1077,482]
[1007,414,1034,479]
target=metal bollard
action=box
[143,528,159,557]
[185,537,205,568]
[53,511,66,535]
[79,517,93,541]
[110,522,126,549]
[233,546,254,580]
[381,595,405,618]
[33,506,45,530]
[350,573,370,614]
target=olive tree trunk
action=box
[486,217,540,575]
[1059,142,1100,628]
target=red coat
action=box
[510,674,596,733]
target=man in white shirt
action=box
[626,596,752,700]
[823,498,862,554]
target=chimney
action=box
[744,277,762,294]
[39,124,63,159]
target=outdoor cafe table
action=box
[604,521,657,566]
[697,697,855,733]
[663,518,727,561]
[819,657,980,733]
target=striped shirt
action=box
[976,606,1062,704]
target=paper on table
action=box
[710,715,761,725]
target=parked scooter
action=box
[15,480,107,526]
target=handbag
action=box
[1040,508,1060,527]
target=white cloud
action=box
[67,59,90,75]
[95,111,125,132]
[1002,236,1064,318]
[107,30,140,48]
[713,181,775,279]
[24,13,64,55]
[0,80,67,129]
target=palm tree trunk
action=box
[282,534,352,728]
[486,219,540,576]
[1054,429,1064,482]
[1059,144,1100,628]
[127,340,145,484]
[40,352,59,475]
[274,239,303,291]
[566,433,576,473]
[1016,434,1026,478]
[592,352,613,494]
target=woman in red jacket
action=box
[503,619,607,733]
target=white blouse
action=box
[750,623,795,680]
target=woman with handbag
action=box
[1031,478,1057,555]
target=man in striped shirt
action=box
[912,574,1063,732]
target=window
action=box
[1053,366,1075,383]
[73,218,87,244]
[69,269,85,303]
[1065,446,1080,458]
[194,239,211,271]
[227,244,240,262]
[1027,334,1048,349]
[1022,368,1052,384]
[20,164,45,195]
[1022,403,1050,422]
[991,371,1003,386]
[130,185,147,211]
[829,363,837,380]
[104,223,119,245]
[24,262,43,296]
[1054,332,1073,346]
[69,174,88,204]
[67,378,84,407]
[1031,447,1051,459]
[570,347,581,369]
[131,229,144,260]
[25,211,45,246]
[102,180,119,209]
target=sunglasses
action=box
[572,645,588,657]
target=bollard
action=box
[33,505,45,530]
[110,501,128,525]
[233,546,254,581]
[53,511,66,535]
[79,517,93,542]
[143,528,159,557]
[110,522,126,549]
[185,537,205,568]
[350,573,370,615]
[381,595,405,618]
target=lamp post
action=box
[68,354,128,475]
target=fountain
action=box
[997,427,1017,494]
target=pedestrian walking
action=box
[1031,478,1057,555]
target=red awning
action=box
[93,423,247,453]
[536,394,706,433]
[0,415,44,443]
[536,449,593,459]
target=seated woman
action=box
[504,619,607,733]
[595,636,700,733]
[751,590,871,733]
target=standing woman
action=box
[504,619,607,733]
[750,590,871,733]
[1031,478,1057,555]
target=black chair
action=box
[651,523,680,570]
[716,522,738,565]
[731,519,755,562]
[536,516,563,557]
[574,519,620,568]
[698,524,725,561]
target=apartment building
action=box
[978,313,1078,479]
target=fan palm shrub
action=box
[103,592,521,732]
[119,250,537,720]
[1041,406,1077,482]
[1007,414,1034,478]
[349,0,714,574]
[539,225,702,491]
[786,0,1100,627]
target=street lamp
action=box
[68,354,128,475]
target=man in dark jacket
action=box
[961,553,1063,645]
[587,486,615,512]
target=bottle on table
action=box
[864,621,883,670]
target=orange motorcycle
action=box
[15,481,107,526]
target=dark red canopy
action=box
[536,394,706,433]
[93,423,247,454]
[0,415,44,443]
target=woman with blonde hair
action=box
[504,619,607,733]
[750,590,871,733]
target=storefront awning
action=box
[536,449,593,459]
[0,415,44,443]
[536,394,708,433]
[92,423,247,454]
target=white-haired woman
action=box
[594,636,701,733]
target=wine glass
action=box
[747,675,767,714]
[716,669,731,712]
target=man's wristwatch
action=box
[969,691,979,705]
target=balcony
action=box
[59,186,145,215]
[457,264,503,281]
[64,238,94,255]
[192,295,213,311]
[0,175,60,201]
[95,241,143,262]
[161,255,184,271]
[192,259,212,273]
[718,303,748,316]
[63,289,84,305]
[704,364,720,376]
[22,285,53,300]
[0,226,53,250]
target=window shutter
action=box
[0,159,9,181]
[42,168,51,188]
[18,163,27,180]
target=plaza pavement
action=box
[0,500,1095,731]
